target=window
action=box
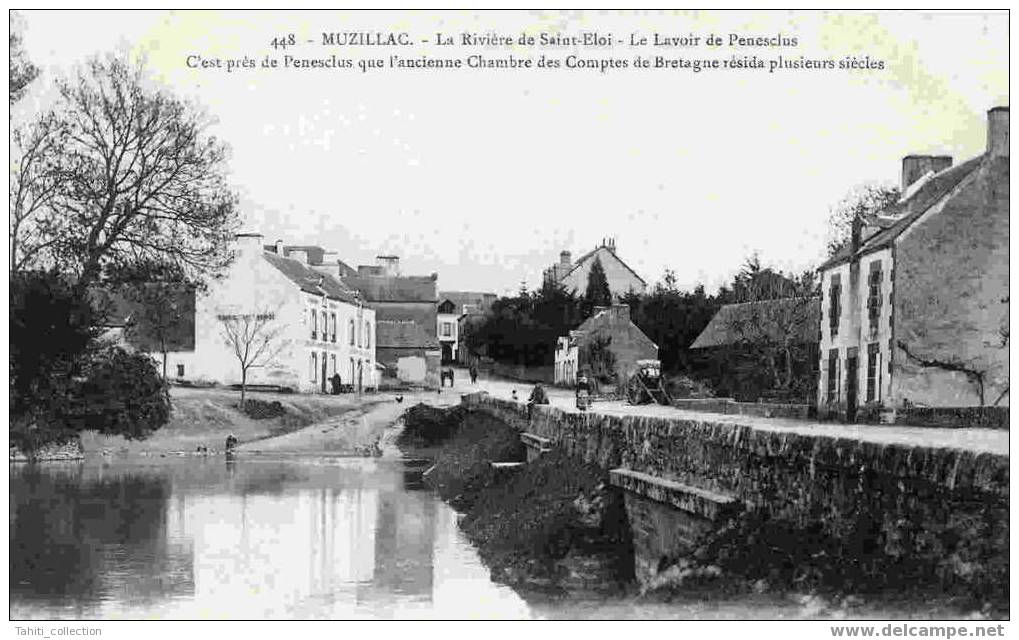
[867,263,882,337]
[441,322,453,338]
[866,343,881,403]
[330,354,337,375]
[826,349,840,404]
[320,311,327,342]
[176,364,185,378]
[349,319,355,346]
[828,275,841,338]
[350,358,355,382]
[311,309,318,340]
[311,352,318,382]
[365,322,371,349]
[330,313,337,343]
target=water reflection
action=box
[10,458,530,620]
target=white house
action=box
[162,233,377,393]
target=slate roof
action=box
[560,245,647,287]
[376,319,440,349]
[344,274,438,303]
[262,251,359,303]
[691,297,820,349]
[819,155,985,270]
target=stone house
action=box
[543,238,647,299]
[817,107,1009,420]
[342,256,440,388]
[150,233,377,393]
[554,304,658,388]
[376,320,441,387]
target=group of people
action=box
[513,374,592,415]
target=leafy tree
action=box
[9,271,172,454]
[9,55,239,288]
[580,256,612,318]
[9,12,38,105]
[826,184,900,257]
[218,308,288,408]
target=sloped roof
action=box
[376,319,440,349]
[439,290,496,314]
[344,274,438,303]
[819,155,985,270]
[263,252,359,303]
[560,245,647,287]
[691,297,820,349]
[575,305,657,350]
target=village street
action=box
[447,368,1009,456]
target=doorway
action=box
[846,353,859,422]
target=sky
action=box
[14,10,1009,296]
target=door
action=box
[321,356,328,393]
[441,343,453,365]
[846,355,859,422]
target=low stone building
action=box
[553,304,657,389]
[817,107,1009,421]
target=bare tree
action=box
[10,114,66,270]
[10,55,238,287]
[218,309,288,409]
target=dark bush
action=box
[239,398,287,420]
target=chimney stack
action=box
[235,232,264,261]
[987,106,1009,157]
[901,155,953,192]
[274,239,284,255]
[290,249,309,265]
[376,255,400,277]
[560,250,572,266]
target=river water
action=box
[9,456,969,620]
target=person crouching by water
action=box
[576,375,591,412]
[528,382,549,419]
[225,433,238,455]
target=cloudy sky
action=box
[14,10,1008,295]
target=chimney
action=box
[607,238,616,253]
[850,215,864,256]
[988,106,1009,157]
[559,250,572,266]
[901,155,953,192]
[321,250,340,271]
[376,255,400,277]
[290,249,309,265]
[234,232,264,260]
[274,239,284,255]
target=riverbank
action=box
[399,402,635,596]
[79,387,400,456]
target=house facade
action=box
[157,233,376,393]
[817,107,1009,420]
[543,238,647,299]
[342,256,441,387]
[553,304,658,388]
[436,291,497,365]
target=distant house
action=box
[341,256,441,388]
[691,297,820,402]
[543,238,646,299]
[816,107,1009,420]
[554,304,657,388]
[436,291,497,364]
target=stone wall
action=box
[462,392,1009,596]
[671,398,811,420]
[10,438,85,462]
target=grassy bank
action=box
[399,403,635,595]
[81,387,376,455]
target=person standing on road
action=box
[469,363,478,384]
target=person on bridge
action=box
[527,383,550,419]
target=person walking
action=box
[469,363,478,384]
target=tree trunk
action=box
[240,369,247,410]
[162,351,168,380]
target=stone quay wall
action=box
[461,392,1009,593]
